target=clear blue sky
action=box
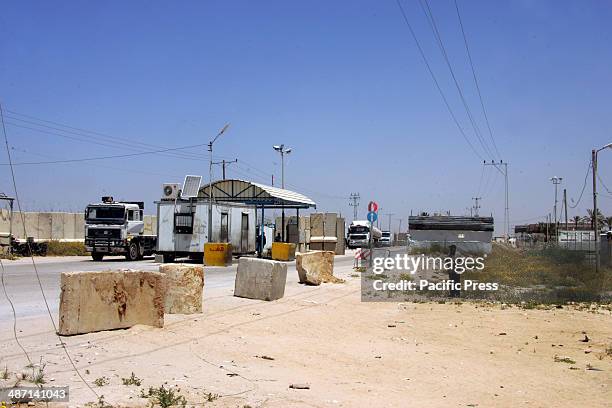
[1,0,611,234]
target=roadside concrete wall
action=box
[0,210,157,240]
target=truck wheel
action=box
[92,252,104,262]
[126,242,138,261]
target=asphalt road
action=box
[0,252,360,321]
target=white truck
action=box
[346,220,382,249]
[380,231,392,246]
[84,197,157,261]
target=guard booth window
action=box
[220,213,229,242]
[174,213,194,234]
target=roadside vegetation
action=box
[45,240,88,256]
[463,243,611,302]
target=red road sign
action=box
[368,201,378,212]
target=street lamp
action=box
[273,144,291,241]
[208,123,230,241]
[592,142,612,273]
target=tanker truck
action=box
[346,220,382,249]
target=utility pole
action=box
[349,193,360,221]
[591,143,612,273]
[484,160,509,240]
[471,197,482,217]
[563,188,568,235]
[207,124,230,242]
[386,213,395,231]
[273,144,292,241]
[592,149,599,272]
[212,158,238,180]
[550,176,563,242]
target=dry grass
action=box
[463,243,611,301]
[45,240,88,256]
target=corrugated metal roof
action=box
[250,181,316,206]
[198,179,316,208]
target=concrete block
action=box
[59,270,165,335]
[234,258,287,301]
[324,213,337,237]
[296,251,342,285]
[310,213,324,236]
[310,236,338,252]
[335,217,346,255]
[159,264,204,314]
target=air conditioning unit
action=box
[162,183,180,200]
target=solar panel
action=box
[181,175,202,198]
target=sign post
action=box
[367,201,378,267]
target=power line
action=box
[5,109,205,161]
[10,146,183,179]
[454,0,501,159]
[0,141,210,166]
[418,0,496,160]
[597,173,612,195]
[4,117,205,162]
[1,103,98,398]
[569,160,591,208]
[0,258,32,364]
[394,0,485,161]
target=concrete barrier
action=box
[159,264,204,314]
[204,243,232,266]
[0,211,156,240]
[234,258,287,301]
[271,242,296,261]
[58,270,165,335]
[296,251,341,285]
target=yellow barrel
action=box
[271,242,297,261]
[204,243,233,266]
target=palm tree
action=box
[604,216,612,232]
[572,215,582,229]
[585,209,605,229]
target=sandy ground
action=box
[1,254,611,407]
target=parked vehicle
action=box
[346,220,381,249]
[84,197,157,261]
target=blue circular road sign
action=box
[367,211,378,223]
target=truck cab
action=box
[380,231,392,246]
[84,197,156,261]
[346,220,382,249]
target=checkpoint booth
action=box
[199,179,316,258]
